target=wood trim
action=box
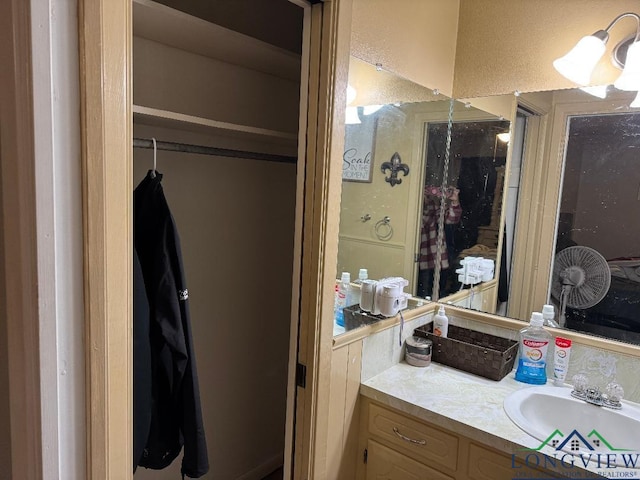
[294,0,353,477]
[78,0,133,478]
[284,1,313,477]
[507,113,548,321]
[0,1,43,479]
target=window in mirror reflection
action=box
[552,113,640,345]
[419,120,510,300]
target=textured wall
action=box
[351,0,460,97]
[454,0,640,97]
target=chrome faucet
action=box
[570,374,624,410]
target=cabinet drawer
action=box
[368,403,458,471]
[366,440,454,480]
[467,442,549,480]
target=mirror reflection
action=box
[418,118,510,301]
[337,56,451,291]
[447,89,640,347]
[550,110,640,344]
[335,54,640,347]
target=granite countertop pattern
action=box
[360,362,637,478]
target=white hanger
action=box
[151,137,157,178]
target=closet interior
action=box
[132,0,304,478]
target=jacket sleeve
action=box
[162,217,210,478]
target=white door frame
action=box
[1,1,85,478]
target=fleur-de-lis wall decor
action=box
[381,152,409,187]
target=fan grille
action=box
[551,246,611,309]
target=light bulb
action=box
[497,132,511,143]
[362,105,383,115]
[579,85,608,98]
[346,85,357,105]
[615,41,640,91]
[345,106,361,124]
[553,34,608,86]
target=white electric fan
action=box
[550,246,611,326]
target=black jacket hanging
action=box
[134,170,209,478]
[133,247,152,471]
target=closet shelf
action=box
[133,0,301,82]
[133,105,298,144]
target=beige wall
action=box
[454,0,640,98]
[350,0,460,97]
[133,125,296,479]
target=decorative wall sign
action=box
[342,118,376,183]
[381,152,410,187]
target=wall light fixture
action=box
[553,12,640,96]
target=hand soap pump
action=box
[515,312,552,385]
[433,305,449,337]
[542,304,559,328]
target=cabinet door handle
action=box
[393,427,427,445]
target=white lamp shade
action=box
[553,35,607,85]
[614,42,640,91]
[497,132,511,143]
[346,85,357,105]
[630,90,640,108]
[345,106,361,124]
[579,84,608,98]
[362,104,383,115]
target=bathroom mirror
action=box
[417,107,510,301]
[336,56,452,289]
[337,62,512,287]
[337,55,640,347]
[437,87,640,346]
[336,57,512,331]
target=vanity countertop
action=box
[360,362,635,478]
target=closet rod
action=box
[133,138,297,164]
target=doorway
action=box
[131,1,305,479]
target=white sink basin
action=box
[504,386,640,467]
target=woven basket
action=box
[343,304,386,330]
[413,324,518,381]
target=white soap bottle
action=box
[542,304,559,328]
[355,268,368,284]
[352,268,368,307]
[433,305,449,337]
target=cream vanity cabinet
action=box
[360,398,563,480]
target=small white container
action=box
[405,336,432,367]
[433,305,449,337]
[553,336,572,386]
